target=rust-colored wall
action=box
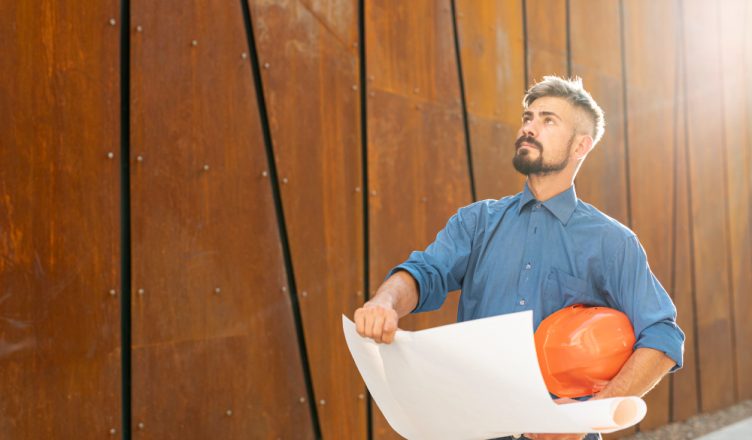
[1,0,750,438]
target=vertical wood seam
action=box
[522,0,529,89]
[238,1,321,436]
[358,0,373,438]
[677,0,704,412]
[565,0,572,77]
[450,0,477,202]
[715,0,740,403]
[119,0,133,437]
[618,0,633,229]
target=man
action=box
[354,76,684,440]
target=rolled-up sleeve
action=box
[385,204,478,313]
[605,235,685,371]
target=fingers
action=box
[353,304,399,344]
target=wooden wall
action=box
[0,0,750,438]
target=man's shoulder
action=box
[459,193,522,215]
[573,200,636,242]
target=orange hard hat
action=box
[534,304,636,398]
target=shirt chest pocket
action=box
[542,268,600,312]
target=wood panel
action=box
[366,0,472,437]
[720,0,752,402]
[0,1,122,438]
[525,0,568,83]
[681,0,736,413]
[455,0,527,200]
[620,0,681,430]
[129,1,314,438]
[569,0,628,226]
[248,0,367,438]
[671,35,700,421]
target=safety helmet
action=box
[534,304,635,398]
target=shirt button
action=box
[525,263,532,270]
[535,203,542,209]
[519,299,526,306]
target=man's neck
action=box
[526,172,575,202]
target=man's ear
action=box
[574,134,594,160]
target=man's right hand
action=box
[354,301,400,344]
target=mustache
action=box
[515,136,543,151]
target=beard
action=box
[512,132,575,176]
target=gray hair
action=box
[523,76,605,146]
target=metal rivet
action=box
[368,75,375,81]
[261,170,268,177]
[356,291,362,297]
[421,196,427,203]
[109,428,117,435]
[191,40,198,47]
[299,397,306,403]
[358,393,365,400]
[136,155,143,162]
[354,187,361,192]
[368,91,375,97]
[109,18,117,26]
[281,286,287,292]
[352,85,358,91]
[203,164,210,171]
[137,422,145,430]
[107,152,114,159]
[136,25,143,32]
[241,52,247,59]
[301,291,308,297]
[413,87,419,94]
[214,287,221,294]
[495,123,502,129]
[109,289,117,297]
[282,177,288,184]
[352,42,358,48]
[138,288,144,295]
[370,190,377,196]
[226,409,233,416]
[319,400,326,405]
[263,62,270,69]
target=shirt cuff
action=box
[634,320,685,372]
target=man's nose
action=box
[520,122,537,138]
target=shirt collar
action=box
[517,182,578,225]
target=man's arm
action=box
[353,270,418,343]
[594,347,675,399]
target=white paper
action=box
[342,311,646,439]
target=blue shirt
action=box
[388,183,685,369]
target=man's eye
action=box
[545,118,554,124]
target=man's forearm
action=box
[367,270,419,317]
[595,347,676,399]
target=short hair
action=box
[523,76,605,145]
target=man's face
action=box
[513,96,579,176]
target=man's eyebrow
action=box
[521,110,562,120]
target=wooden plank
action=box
[569,0,628,226]
[619,0,681,430]
[681,0,736,412]
[525,0,568,83]
[248,0,367,438]
[720,0,752,403]
[0,1,122,438]
[129,1,314,437]
[455,0,527,200]
[671,37,700,421]
[366,1,472,437]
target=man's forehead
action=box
[524,96,573,114]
